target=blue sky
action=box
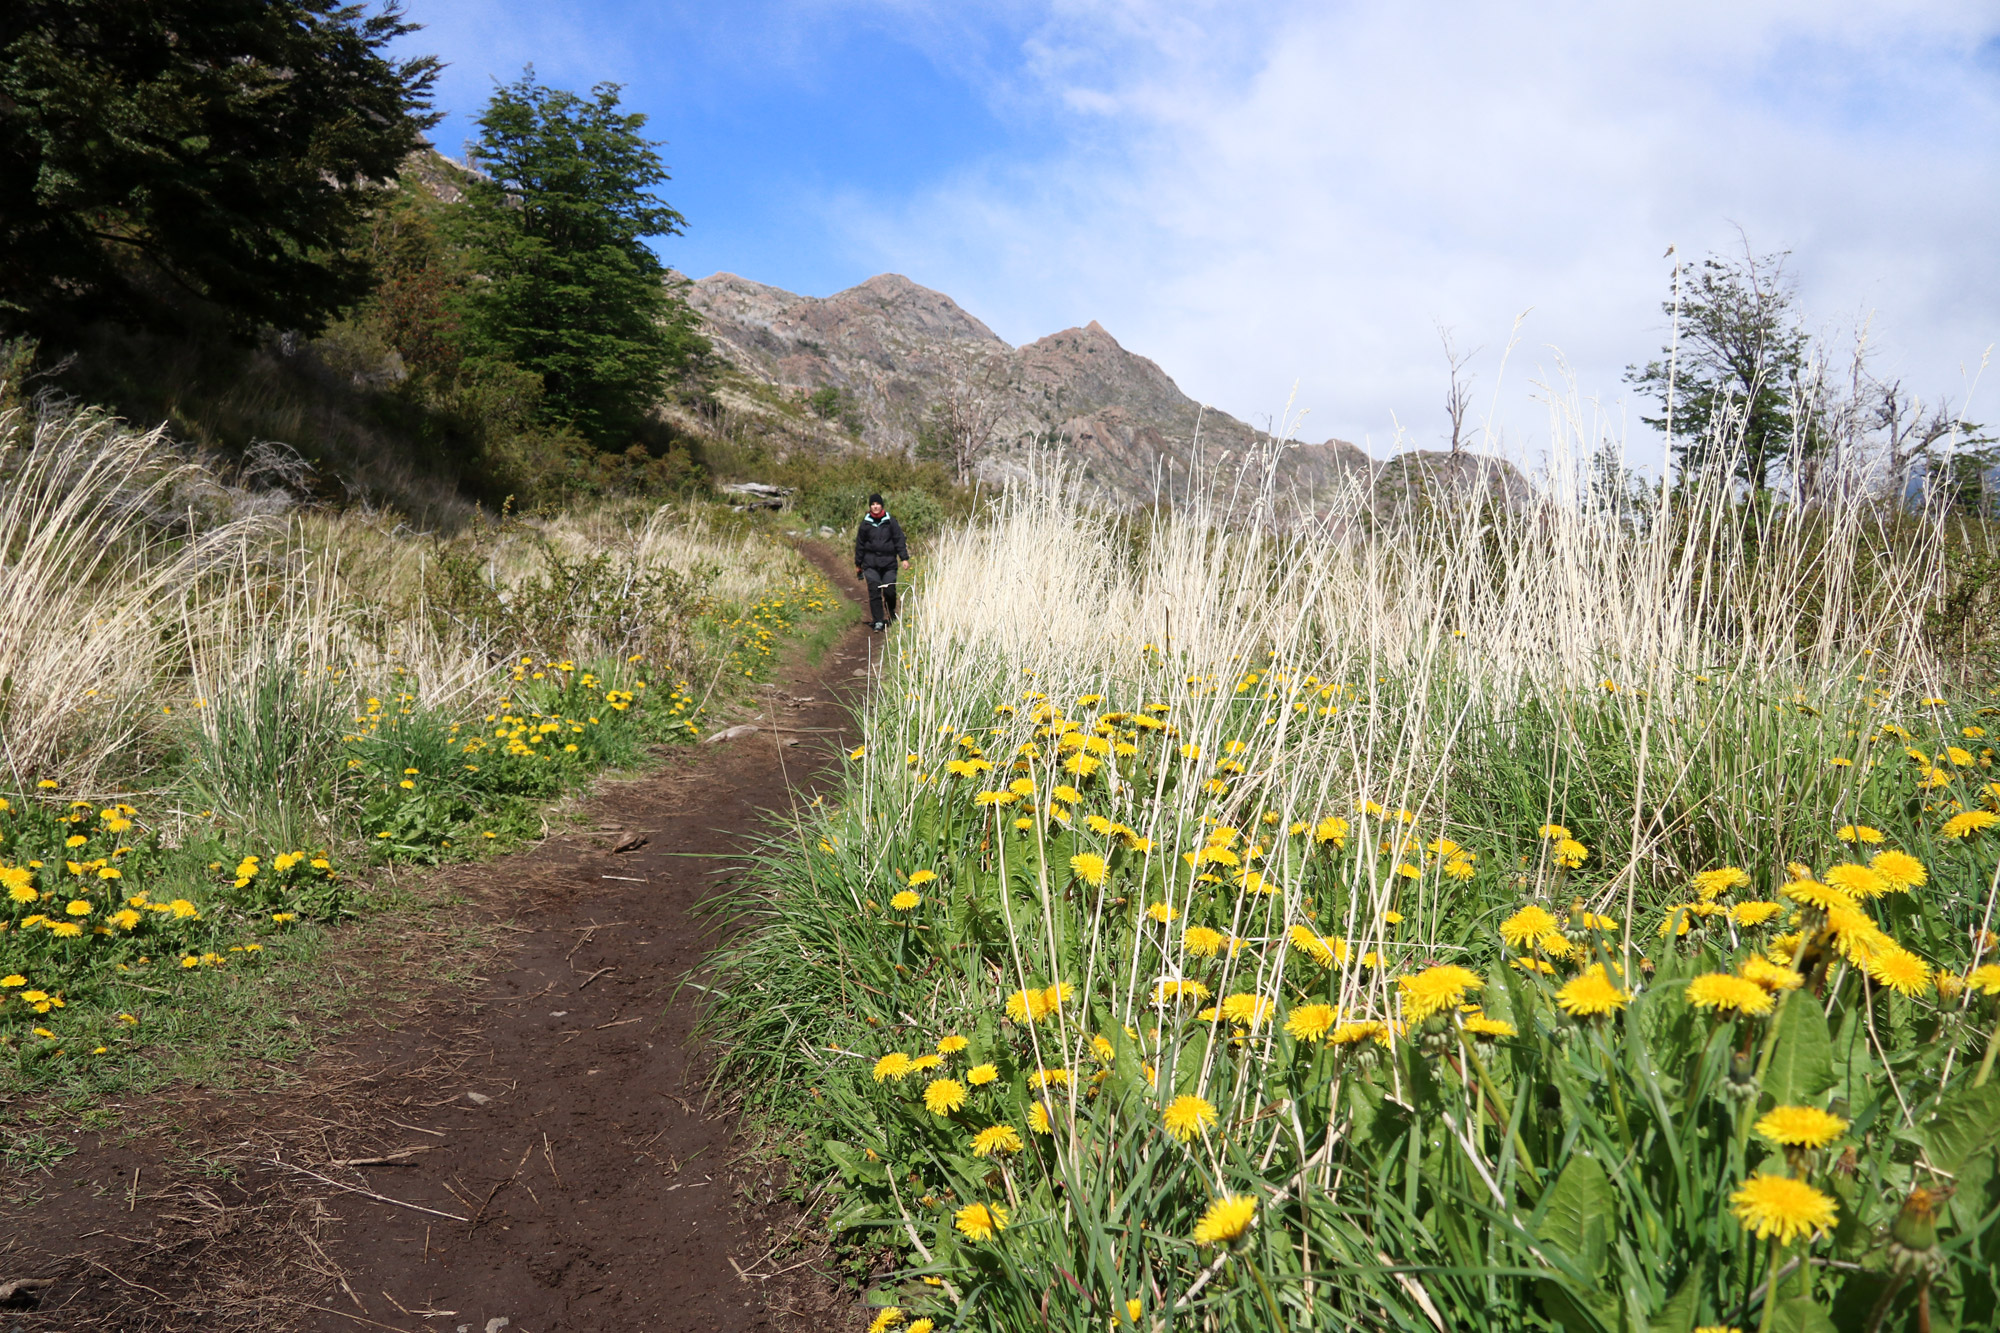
[396,1,1999,467]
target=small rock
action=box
[704,724,761,744]
[486,1320,511,1333]
[610,831,649,853]
[550,1011,568,1018]
[465,1090,491,1105]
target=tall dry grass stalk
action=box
[849,430,1950,1064]
[0,405,259,791]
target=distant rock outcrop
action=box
[681,270,1522,519]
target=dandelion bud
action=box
[1724,1051,1760,1101]
[1888,1186,1947,1278]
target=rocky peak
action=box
[679,270,1525,519]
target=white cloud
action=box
[839,1,2000,465]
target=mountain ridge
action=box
[679,269,1524,515]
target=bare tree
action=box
[1438,325,1480,458]
[917,349,1009,485]
[1872,378,1959,498]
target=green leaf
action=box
[1920,1082,2000,1175]
[1653,1265,1702,1333]
[1537,1150,1614,1278]
[1762,993,1835,1108]
[1764,1295,1836,1333]
[822,1140,887,1186]
[1535,1279,1619,1333]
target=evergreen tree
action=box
[1625,248,1813,492]
[0,0,438,339]
[457,72,707,448]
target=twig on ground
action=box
[265,1160,468,1223]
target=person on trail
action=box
[853,493,909,631]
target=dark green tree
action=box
[0,1,438,339]
[457,72,708,448]
[1625,247,1813,492]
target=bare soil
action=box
[0,543,884,1333]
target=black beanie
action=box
[868,493,885,507]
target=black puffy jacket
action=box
[854,513,907,569]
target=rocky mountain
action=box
[678,270,1527,517]
[680,272,1384,514]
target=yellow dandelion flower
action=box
[937,1034,968,1054]
[1782,879,1853,912]
[873,1053,915,1082]
[1499,904,1561,949]
[1162,1094,1217,1141]
[1287,923,1335,965]
[1028,1101,1052,1134]
[923,1078,967,1116]
[1153,978,1212,1005]
[1730,901,1783,928]
[1183,926,1225,957]
[1069,853,1109,886]
[868,1309,903,1333]
[890,890,921,911]
[1740,955,1804,992]
[1869,851,1925,892]
[906,870,938,887]
[1145,901,1178,923]
[1463,1014,1517,1038]
[1538,823,1571,840]
[1192,1195,1258,1245]
[1219,993,1274,1028]
[1285,1003,1337,1042]
[1554,838,1590,868]
[1865,947,1931,996]
[1824,863,1889,899]
[1942,810,1999,838]
[1685,973,1776,1016]
[971,1124,1023,1156]
[1398,964,1482,1021]
[1692,866,1752,898]
[1730,1174,1837,1244]
[966,1063,998,1086]
[954,1201,1007,1241]
[1556,964,1630,1017]
[1756,1105,1849,1150]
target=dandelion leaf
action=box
[1652,1265,1701,1333]
[1762,1295,1836,1333]
[1761,993,1834,1108]
[1537,1150,1613,1279]
[1921,1081,2000,1176]
[1533,1279,1618,1333]
[822,1139,888,1186]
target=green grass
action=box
[697,477,2000,1333]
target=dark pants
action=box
[862,566,899,623]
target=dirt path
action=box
[1,544,882,1333]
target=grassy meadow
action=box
[0,397,836,1099]
[708,448,2000,1331]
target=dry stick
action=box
[81,1258,171,1302]
[573,966,616,991]
[127,1166,139,1212]
[542,1132,562,1188]
[265,1160,468,1222]
[303,1304,421,1333]
[469,1145,533,1231]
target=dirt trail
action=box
[1,544,881,1333]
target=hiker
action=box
[853,493,910,631]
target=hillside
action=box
[681,271,1399,515]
